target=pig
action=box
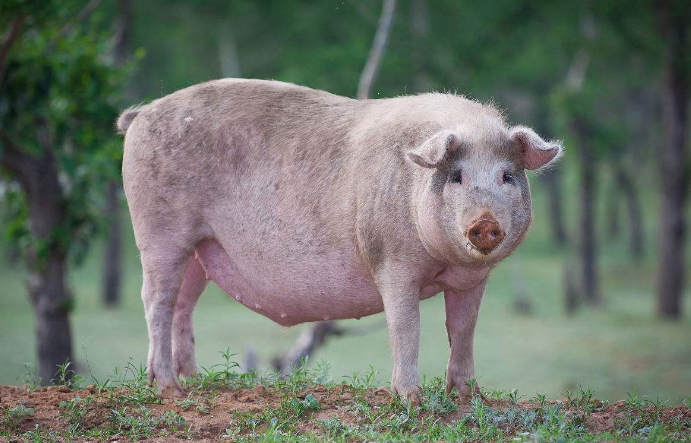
[118,79,562,404]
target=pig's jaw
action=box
[417,210,507,267]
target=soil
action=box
[1,384,690,442]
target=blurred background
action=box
[1,0,690,403]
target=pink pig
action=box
[118,79,562,404]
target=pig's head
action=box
[408,123,562,267]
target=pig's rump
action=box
[193,238,384,326]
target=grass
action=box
[1,355,690,441]
[0,171,690,404]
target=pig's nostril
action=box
[466,218,504,254]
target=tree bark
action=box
[272,322,345,373]
[564,253,579,314]
[103,181,122,307]
[0,15,25,88]
[571,117,602,306]
[410,0,431,93]
[655,0,690,319]
[102,0,131,307]
[1,132,73,384]
[605,173,621,242]
[540,167,569,246]
[616,165,645,260]
[356,0,397,99]
[218,24,241,78]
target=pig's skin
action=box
[119,79,562,402]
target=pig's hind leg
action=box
[172,253,208,379]
[140,248,191,398]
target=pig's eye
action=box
[449,170,463,184]
[502,171,515,184]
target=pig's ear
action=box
[406,130,461,169]
[509,126,563,171]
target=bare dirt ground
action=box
[2,382,691,442]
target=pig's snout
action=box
[466,216,505,254]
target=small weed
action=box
[625,389,645,409]
[59,394,93,433]
[20,363,41,392]
[2,404,34,431]
[532,393,548,407]
[421,376,457,414]
[175,393,198,411]
[54,360,74,387]
[507,388,522,404]
[343,364,378,390]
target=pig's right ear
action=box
[509,126,563,171]
[406,130,461,169]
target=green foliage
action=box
[1,403,34,433]
[0,0,127,266]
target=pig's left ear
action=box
[406,130,461,169]
[509,126,563,171]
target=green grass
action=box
[1,356,690,441]
[0,174,690,404]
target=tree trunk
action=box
[410,0,431,93]
[356,0,397,99]
[571,117,602,306]
[1,125,73,386]
[102,0,131,307]
[218,24,241,78]
[616,165,645,260]
[103,181,122,307]
[26,151,72,384]
[564,253,579,314]
[605,174,621,242]
[272,322,344,373]
[655,0,690,319]
[540,167,569,246]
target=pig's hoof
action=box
[407,390,423,408]
[393,385,423,408]
[174,360,200,380]
[447,381,491,406]
[160,385,186,399]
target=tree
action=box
[655,0,690,319]
[0,0,124,382]
[357,0,396,100]
[102,0,133,307]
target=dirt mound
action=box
[2,383,690,441]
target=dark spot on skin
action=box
[364,233,385,273]
[230,148,246,169]
[274,182,280,191]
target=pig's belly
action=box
[194,239,384,326]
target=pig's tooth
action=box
[280,313,287,318]
[255,303,262,310]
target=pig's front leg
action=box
[379,274,423,405]
[444,279,487,403]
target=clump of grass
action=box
[3,353,690,442]
[1,403,34,434]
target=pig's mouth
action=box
[464,240,497,257]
